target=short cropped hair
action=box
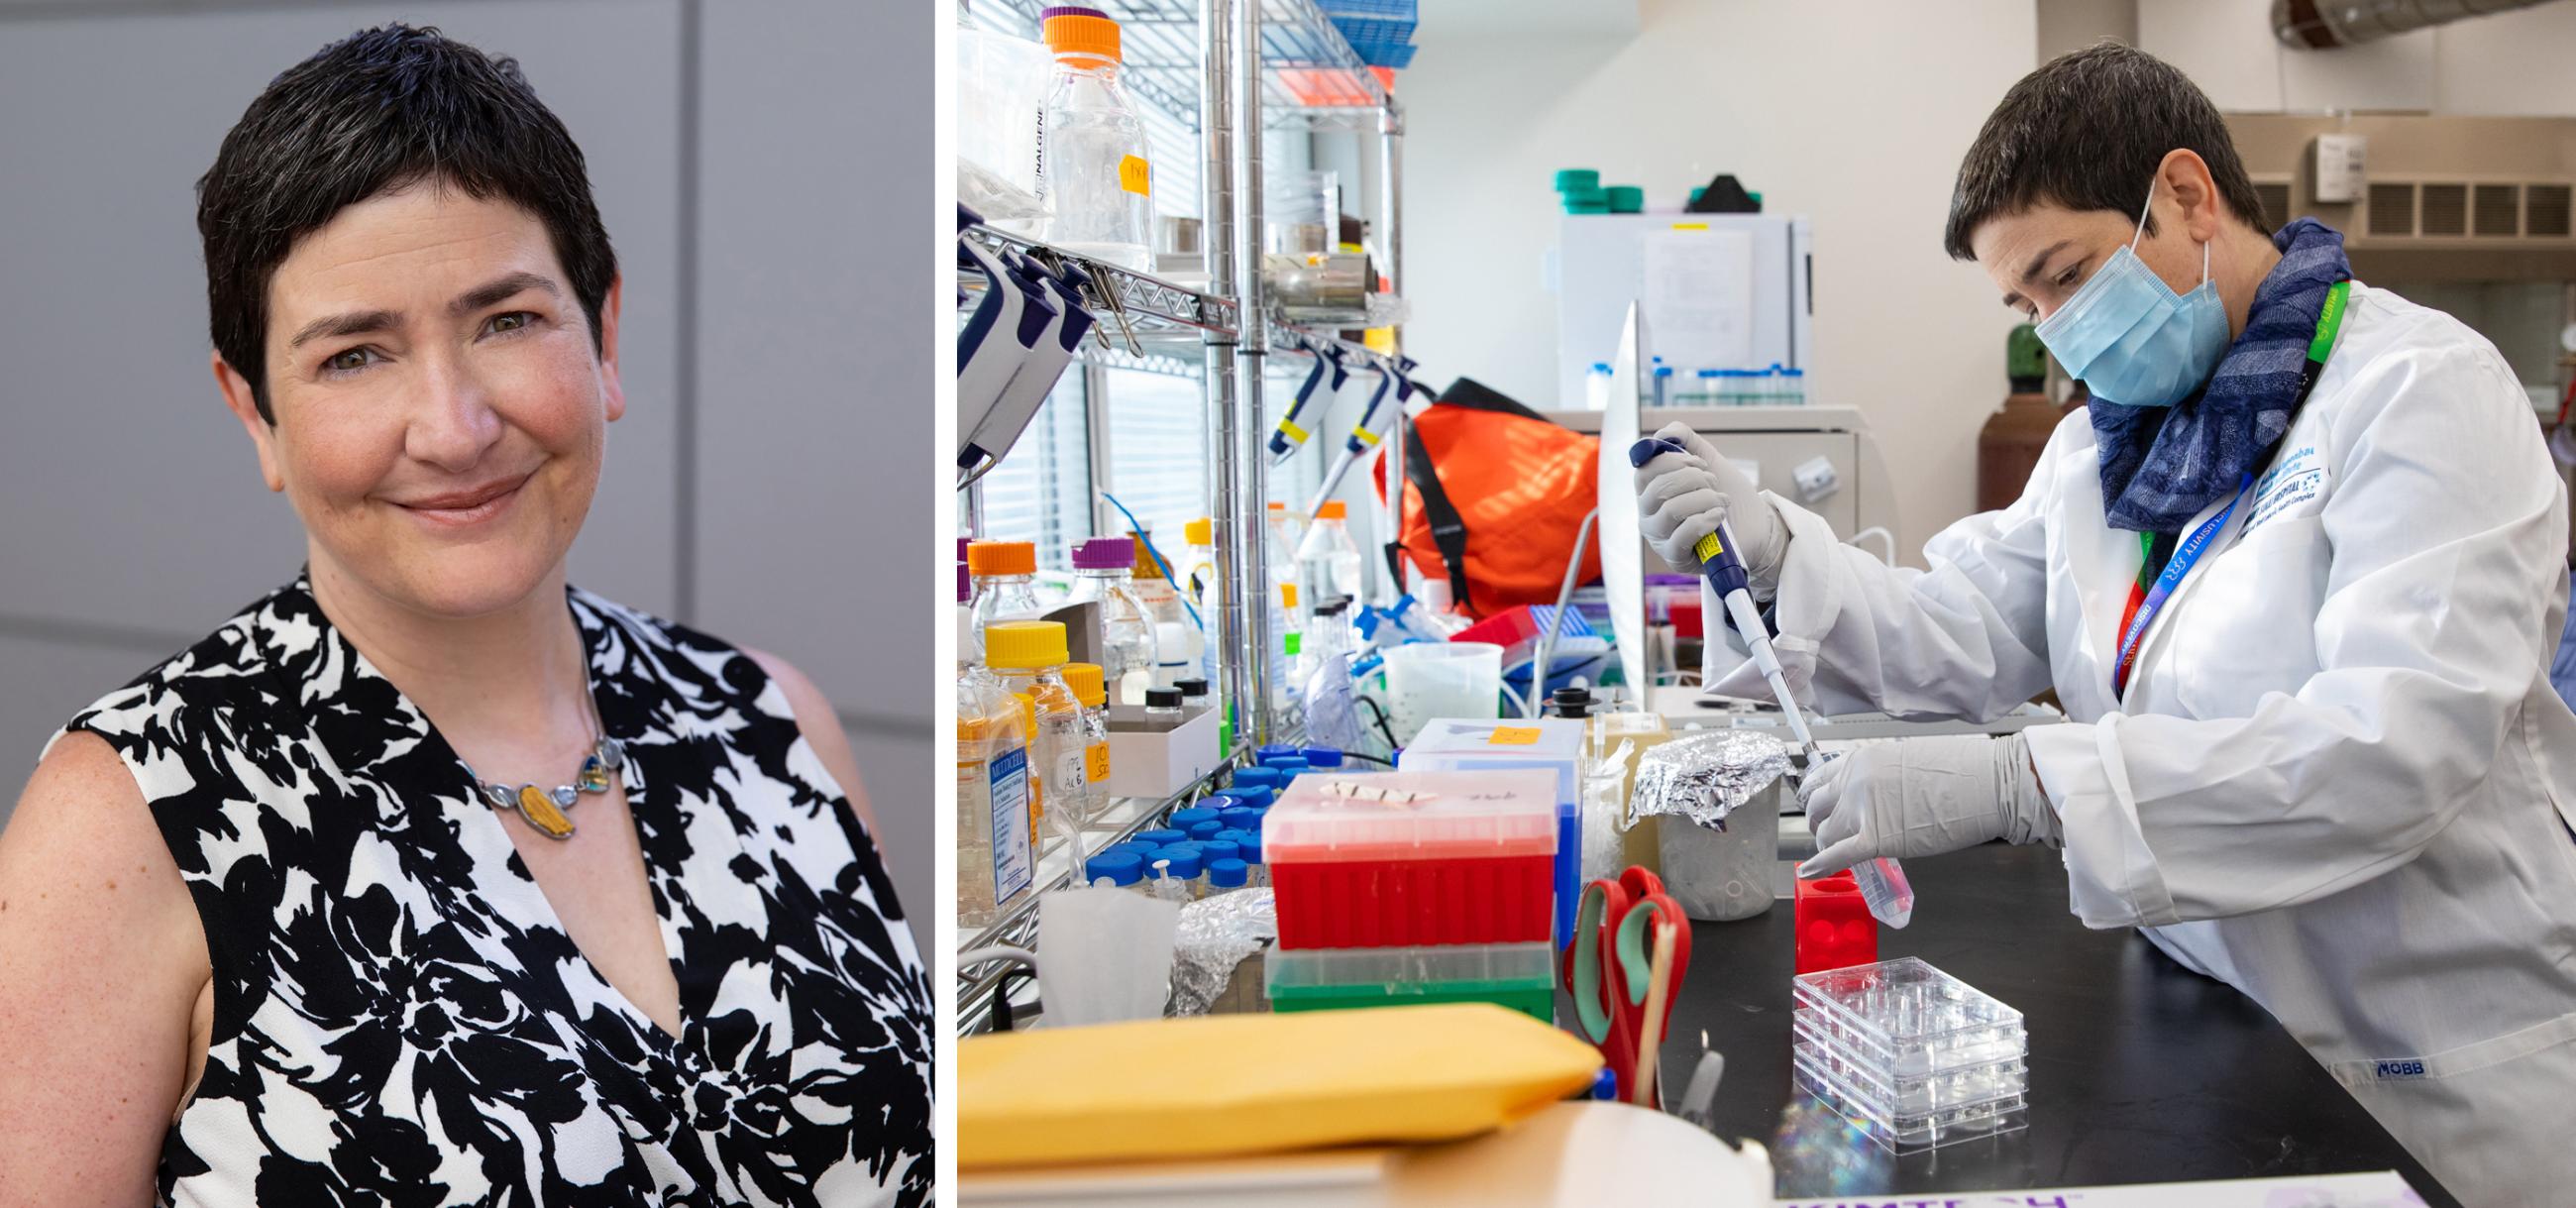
[196,24,617,422]
[1943,43,2270,262]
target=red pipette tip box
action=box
[1267,769,1558,950]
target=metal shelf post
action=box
[1232,0,1273,746]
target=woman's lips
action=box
[393,474,530,528]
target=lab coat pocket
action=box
[2324,1012,2576,1207]
[2170,516,2328,719]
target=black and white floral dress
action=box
[54,577,933,1207]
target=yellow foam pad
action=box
[960,1003,1603,1170]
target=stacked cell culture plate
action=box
[1790,957,2028,1152]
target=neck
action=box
[2219,225,2285,340]
[306,549,594,774]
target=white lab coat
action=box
[1708,282,2576,1207]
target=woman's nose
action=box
[404,354,502,472]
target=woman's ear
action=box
[2156,148,2224,245]
[212,351,284,494]
[596,276,625,424]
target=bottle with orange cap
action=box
[1035,12,1152,271]
[965,540,1048,650]
[1296,498,1366,614]
[1265,501,1305,617]
[984,620,1092,858]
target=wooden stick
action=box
[1632,923,1679,1108]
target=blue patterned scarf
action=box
[2092,218,2352,532]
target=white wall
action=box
[1396,0,2037,562]
[2140,0,2576,116]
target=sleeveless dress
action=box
[54,577,933,1207]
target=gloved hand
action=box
[1795,734,2059,880]
[1633,422,1789,589]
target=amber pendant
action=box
[516,783,576,839]
[577,754,610,794]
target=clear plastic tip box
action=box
[1265,769,1559,949]
[1790,957,2028,1152]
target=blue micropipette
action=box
[1629,436,1913,928]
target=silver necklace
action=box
[459,687,626,840]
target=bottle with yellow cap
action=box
[958,608,1035,930]
[966,541,1049,651]
[1057,662,1113,804]
[1181,516,1221,690]
[985,620,1091,853]
[1295,498,1365,614]
[1036,12,1152,271]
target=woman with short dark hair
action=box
[1640,44,2575,1207]
[0,26,931,1206]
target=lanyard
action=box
[2110,278,2351,700]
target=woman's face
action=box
[217,179,622,619]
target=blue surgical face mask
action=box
[2033,183,2231,408]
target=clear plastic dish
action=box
[1791,1021,2026,1117]
[1792,1047,2029,1153]
[1792,957,2025,1077]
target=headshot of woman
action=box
[0,24,930,1206]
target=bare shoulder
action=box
[0,730,208,1202]
[742,648,882,838]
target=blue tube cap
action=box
[1208,857,1250,889]
[1197,839,1241,865]
[1261,756,1311,773]
[1135,828,1188,846]
[1084,852,1143,886]
[1232,767,1285,790]
[1217,807,1260,830]
[1300,747,1344,767]
[1257,744,1303,762]
[1186,820,1226,840]
[1143,846,1202,879]
[1170,807,1222,829]
[1219,786,1275,810]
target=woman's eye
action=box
[484,311,534,336]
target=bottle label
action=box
[1086,741,1111,783]
[1488,726,1542,746]
[1284,633,1302,657]
[1119,154,1151,196]
[989,746,1034,905]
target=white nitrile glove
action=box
[1633,422,1789,591]
[1794,734,2058,880]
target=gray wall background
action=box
[0,0,935,942]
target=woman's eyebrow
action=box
[286,308,399,351]
[448,271,560,317]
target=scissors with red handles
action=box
[1562,866,1692,1106]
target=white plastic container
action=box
[1035,14,1153,271]
[1379,642,1502,745]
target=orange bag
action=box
[1374,379,1602,618]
